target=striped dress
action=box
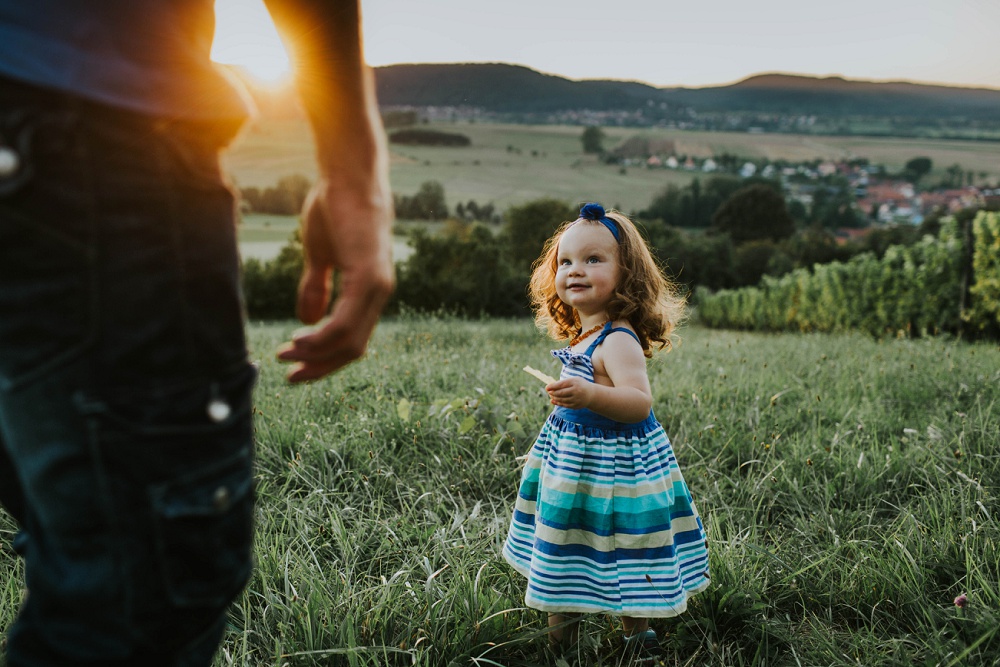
[503,323,710,617]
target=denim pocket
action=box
[149,447,254,608]
[79,363,258,611]
[0,111,96,391]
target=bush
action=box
[241,234,303,320]
[389,129,471,146]
[711,183,795,243]
[732,240,779,287]
[696,215,986,337]
[498,199,576,276]
[241,174,311,215]
[392,223,527,317]
[394,181,449,220]
[641,221,736,290]
[966,210,1000,337]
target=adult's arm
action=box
[264,0,395,382]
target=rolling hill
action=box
[370,63,1000,121]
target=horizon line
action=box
[368,61,1000,93]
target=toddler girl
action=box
[503,203,710,665]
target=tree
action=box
[581,126,606,154]
[240,174,312,215]
[642,222,736,290]
[393,224,526,316]
[394,181,449,220]
[275,174,311,213]
[242,231,304,319]
[904,156,933,183]
[711,184,795,243]
[944,163,965,189]
[641,175,748,228]
[500,199,576,275]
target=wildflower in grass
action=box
[954,593,968,608]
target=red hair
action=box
[528,210,685,356]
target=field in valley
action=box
[230,120,1000,261]
[224,120,1000,217]
[7,318,993,666]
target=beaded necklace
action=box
[569,320,610,347]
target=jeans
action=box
[0,77,256,667]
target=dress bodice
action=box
[549,322,653,431]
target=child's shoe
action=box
[622,628,663,666]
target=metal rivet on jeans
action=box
[207,399,231,422]
[213,486,231,512]
[0,146,20,177]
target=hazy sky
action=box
[214,0,1000,89]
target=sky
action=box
[213,0,1000,90]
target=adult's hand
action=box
[276,174,394,382]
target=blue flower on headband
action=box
[579,202,620,242]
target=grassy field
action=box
[237,213,423,262]
[222,120,1000,215]
[6,318,994,666]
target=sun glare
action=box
[211,0,291,85]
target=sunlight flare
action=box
[211,0,291,85]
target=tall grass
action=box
[2,317,998,666]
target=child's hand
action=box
[546,377,593,409]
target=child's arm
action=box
[545,333,652,423]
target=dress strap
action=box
[583,322,640,355]
[608,327,641,345]
[582,321,613,356]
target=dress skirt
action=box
[503,407,710,617]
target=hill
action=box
[370,63,1000,127]
[227,63,1000,136]
[373,63,663,113]
[668,73,1000,120]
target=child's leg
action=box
[547,613,581,646]
[622,616,649,637]
[622,616,662,664]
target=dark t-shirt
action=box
[0,1,250,122]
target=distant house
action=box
[817,161,837,177]
[919,187,983,215]
[702,158,718,172]
[665,156,679,169]
[740,162,757,178]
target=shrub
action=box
[388,129,471,146]
[241,234,303,320]
[697,218,973,337]
[394,181,449,220]
[240,174,311,215]
[641,222,736,290]
[966,210,1000,337]
[711,183,795,243]
[392,223,527,317]
[498,199,576,276]
[732,239,779,287]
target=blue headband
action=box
[579,202,620,242]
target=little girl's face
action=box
[554,222,620,318]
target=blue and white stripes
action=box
[503,338,709,617]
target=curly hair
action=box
[528,209,686,357]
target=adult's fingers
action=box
[296,262,332,325]
[278,268,392,382]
